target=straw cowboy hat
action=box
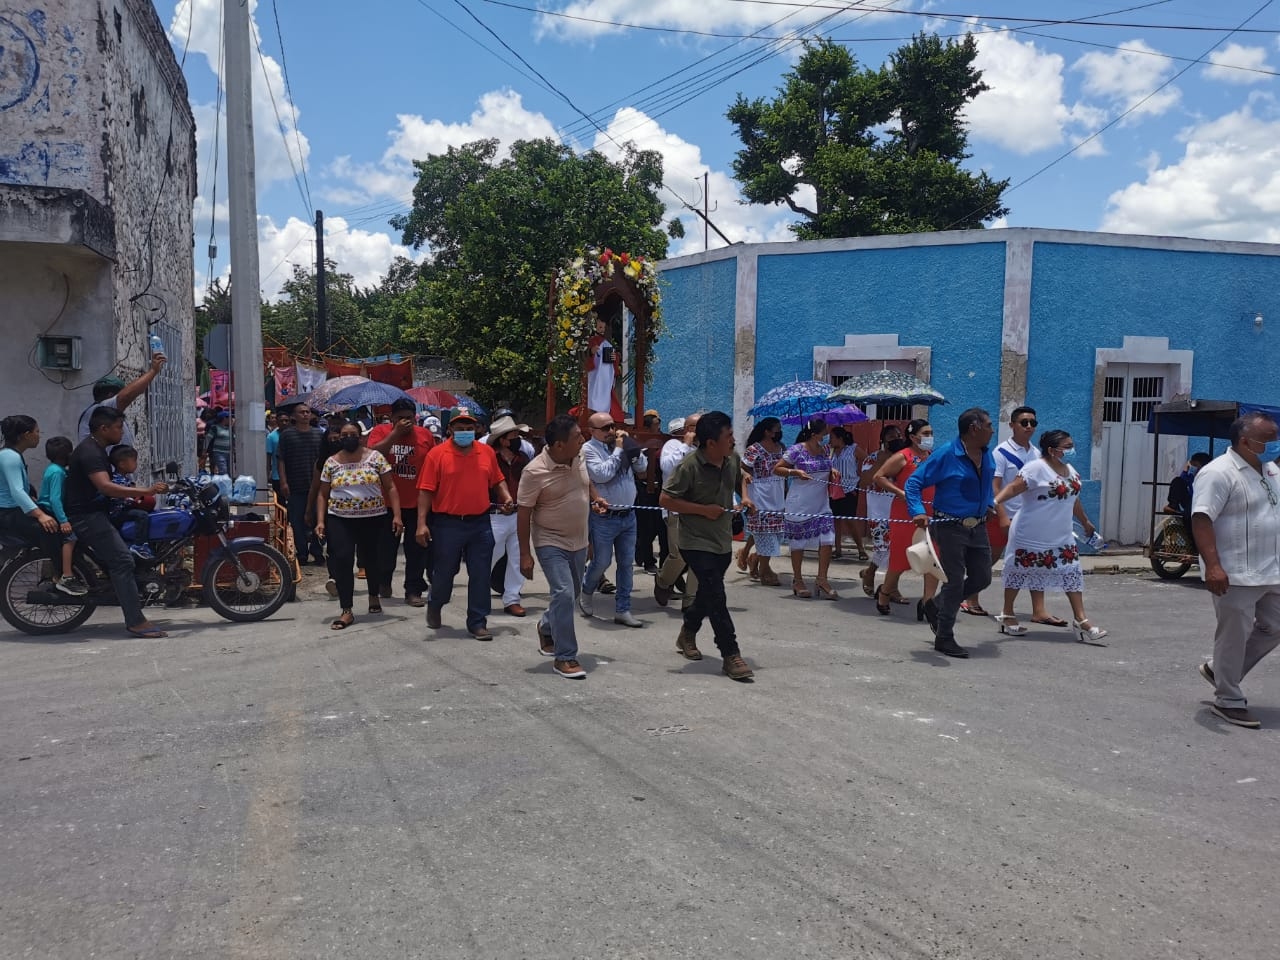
[906,526,948,583]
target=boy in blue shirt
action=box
[37,436,88,595]
[107,446,156,561]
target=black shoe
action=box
[1198,662,1215,686]
[673,576,687,594]
[426,606,442,629]
[599,576,616,595]
[654,582,672,607]
[935,639,969,659]
[643,562,658,575]
[922,598,939,636]
[1211,704,1260,728]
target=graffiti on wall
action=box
[0,8,86,184]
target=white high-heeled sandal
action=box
[1073,619,1108,645]
[993,614,1027,636]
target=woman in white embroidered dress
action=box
[992,429,1107,644]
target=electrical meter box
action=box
[37,335,82,371]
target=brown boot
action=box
[676,627,702,661]
[722,654,755,682]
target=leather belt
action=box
[935,511,983,529]
[438,512,488,521]
[600,508,632,518]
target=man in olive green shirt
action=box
[660,411,756,682]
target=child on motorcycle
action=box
[36,436,88,596]
[106,446,157,561]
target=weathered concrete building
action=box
[0,0,196,474]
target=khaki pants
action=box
[655,513,697,610]
[1210,583,1280,708]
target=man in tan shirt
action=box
[518,415,609,679]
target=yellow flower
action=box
[566,339,575,349]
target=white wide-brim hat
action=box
[906,527,948,582]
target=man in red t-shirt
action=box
[416,407,514,639]
[369,398,436,606]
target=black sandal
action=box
[331,610,355,630]
[368,598,383,614]
[874,586,891,616]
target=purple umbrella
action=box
[780,404,870,427]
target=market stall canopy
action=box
[1145,400,1280,438]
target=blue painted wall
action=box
[754,243,1007,430]
[1028,242,1280,518]
[648,256,737,421]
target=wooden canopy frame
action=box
[544,268,655,428]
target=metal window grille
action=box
[148,320,189,473]
[1102,376,1125,423]
[1130,375,1164,423]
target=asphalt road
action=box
[1,558,1276,960]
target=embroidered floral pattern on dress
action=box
[1037,473,1082,501]
[1013,544,1078,569]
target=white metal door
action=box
[828,359,917,421]
[1100,363,1178,544]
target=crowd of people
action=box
[3,352,1279,725]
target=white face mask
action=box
[917,435,935,451]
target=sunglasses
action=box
[1017,419,1038,428]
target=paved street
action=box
[1,558,1277,959]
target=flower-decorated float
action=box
[544,248,663,428]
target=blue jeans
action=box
[536,545,586,660]
[583,511,636,613]
[209,451,230,475]
[428,514,494,631]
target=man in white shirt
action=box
[1192,411,1280,728]
[76,352,166,449]
[969,406,1049,620]
[655,414,700,610]
[580,412,648,627]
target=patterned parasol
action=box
[749,380,837,420]
[306,376,415,413]
[779,404,870,427]
[826,370,947,406]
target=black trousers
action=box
[326,513,389,609]
[681,548,738,658]
[930,521,992,644]
[634,491,667,566]
[0,507,62,564]
[380,506,429,595]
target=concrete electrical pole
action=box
[223,0,268,493]
[315,210,328,352]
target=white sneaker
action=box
[577,591,594,618]
[613,612,644,628]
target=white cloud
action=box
[1204,43,1273,85]
[535,0,906,40]
[171,0,311,192]
[1072,40,1180,121]
[1101,103,1280,241]
[253,215,419,300]
[964,29,1105,154]
[592,107,799,254]
[325,90,560,211]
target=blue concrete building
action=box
[652,229,1280,544]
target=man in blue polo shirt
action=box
[905,407,997,659]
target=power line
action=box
[270,0,313,214]
[723,0,1280,31]
[253,34,313,218]
[945,0,1279,229]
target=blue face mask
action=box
[1058,448,1076,460]
[1186,466,1199,477]
[1253,439,1280,462]
[452,430,475,447]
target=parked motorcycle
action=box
[0,465,292,636]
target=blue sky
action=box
[170,0,1280,299]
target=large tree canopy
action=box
[390,137,671,413]
[727,35,1009,239]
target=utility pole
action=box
[223,0,268,494]
[704,171,709,252]
[315,209,328,353]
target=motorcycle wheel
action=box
[202,543,292,622]
[0,552,98,635]
[1149,528,1192,580]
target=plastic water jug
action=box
[232,475,257,504]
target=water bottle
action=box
[232,475,257,505]
[148,332,164,356]
[212,473,233,501]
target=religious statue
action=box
[585,315,625,422]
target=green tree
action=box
[390,137,671,413]
[261,261,391,357]
[727,35,1008,239]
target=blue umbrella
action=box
[748,380,834,420]
[308,376,415,413]
[451,394,488,419]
